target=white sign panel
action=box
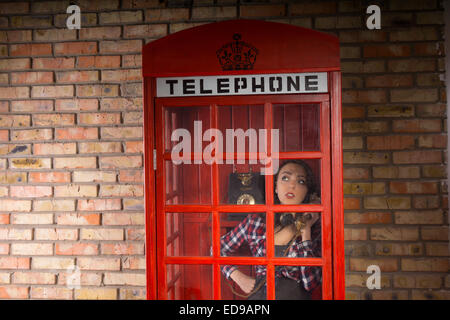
[156,72,327,97]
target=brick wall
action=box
[0,0,448,300]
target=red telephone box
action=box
[142,20,344,300]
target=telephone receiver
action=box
[280,212,312,230]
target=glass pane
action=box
[219,164,266,205]
[220,265,264,300]
[166,264,212,300]
[220,213,266,258]
[274,212,322,258]
[217,105,271,171]
[274,159,321,205]
[164,106,210,153]
[274,266,323,300]
[165,160,211,204]
[273,104,320,152]
[166,212,211,256]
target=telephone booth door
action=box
[143,20,344,300]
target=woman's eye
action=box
[281,175,289,181]
[298,179,305,185]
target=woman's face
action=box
[275,163,308,205]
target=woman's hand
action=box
[230,270,256,294]
[300,212,320,241]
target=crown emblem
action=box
[216,33,258,71]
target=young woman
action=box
[220,160,322,300]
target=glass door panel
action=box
[273,104,320,152]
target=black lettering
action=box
[287,76,300,91]
[234,77,247,93]
[305,75,319,91]
[199,79,212,94]
[165,79,178,95]
[252,77,265,92]
[183,79,196,94]
[269,76,282,92]
[217,78,230,93]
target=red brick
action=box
[0,87,30,99]
[56,71,99,83]
[29,172,71,183]
[390,182,438,194]
[78,113,121,125]
[0,257,30,269]
[122,55,142,68]
[54,42,97,55]
[31,85,73,98]
[344,212,392,224]
[56,213,100,225]
[363,44,410,58]
[11,243,53,255]
[77,199,121,211]
[393,151,441,164]
[119,170,144,183]
[99,40,142,54]
[0,2,29,14]
[33,143,76,155]
[11,100,53,112]
[55,128,98,140]
[0,58,30,70]
[125,141,143,153]
[0,286,29,299]
[123,24,167,38]
[101,69,142,82]
[10,186,52,198]
[367,135,414,150]
[55,243,98,255]
[100,156,142,169]
[79,27,122,40]
[76,84,119,97]
[33,57,75,69]
[10,43,52,56]
[33,114,75,127]
[31,287,72,300]
[34,29,76,41]
[55,99,98,111]
[343,90,387,103]
[101,243,144,255]
[11,71,53,84]
[77,56,121,69]
[393,120,441,133]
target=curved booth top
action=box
[143,19,340,77]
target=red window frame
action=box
[152,93,331,300]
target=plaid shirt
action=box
[220,213,322,292]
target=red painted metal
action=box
[143,20,343,300]
[143,19,339,77]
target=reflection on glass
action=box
[165,161,211,204]
[166,212,211,256]
[167,264,212,300]
[164,106,210,153]
[273,104,320,152]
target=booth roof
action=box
[143,19,340,77]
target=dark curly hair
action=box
[273,159,317,204]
